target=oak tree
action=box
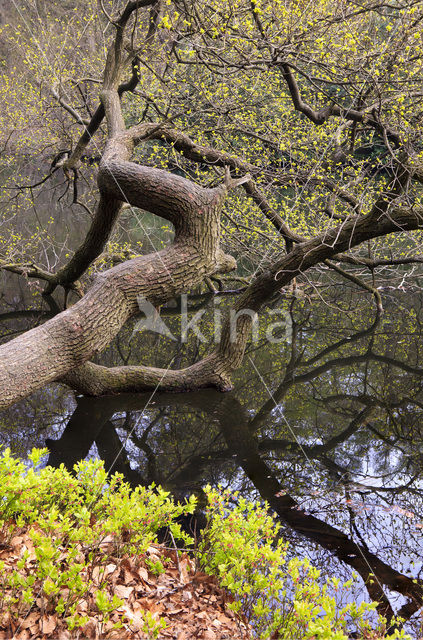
[0,0,423,408]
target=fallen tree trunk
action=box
[1,161,421,408]
[62,200,423,398]
[1,1,423,410]
[0,88,237,408]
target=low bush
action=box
[0,448,412,639]
[200,486,410,639]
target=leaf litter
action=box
[0,527,250,639]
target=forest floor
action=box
[0,529,249,640]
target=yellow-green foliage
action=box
[0,0,422,271]
[0,448,415,638]
[201,485,412,640]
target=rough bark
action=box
[1,2,423,408]
[0,1,240,408]
[1,131,420,408]
[0,98,237,408]
[62,200,423,397]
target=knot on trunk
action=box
[214,250,237,274]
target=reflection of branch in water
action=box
[95,419,143,487]
[216,395,423,628]
[302,310,381,367]
[117,408,168,485]
[39,298,423,631]
[249,313,381,431]
[258,406,373,458]
[0,295,61,333]
[45,396,113,469]
[47,389,423,629]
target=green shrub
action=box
[0,449,413,639]
[198,485,411,640]
[0,447,195,633]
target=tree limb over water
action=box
[1,0,423,407]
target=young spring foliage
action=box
[0,447,195,635]
[200,486,412,640]
[0,449,414,638]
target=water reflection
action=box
[1,285,423,631]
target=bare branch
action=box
[50,86,90,126]
[325,259,384,314]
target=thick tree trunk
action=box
[0,106,236,408]
[0,245,232,408]
[0,0,421,408]
[0,157,419,408]
[61,203,423,398]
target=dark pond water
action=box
[2,268,423,633]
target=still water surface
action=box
[1,274,423,632]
